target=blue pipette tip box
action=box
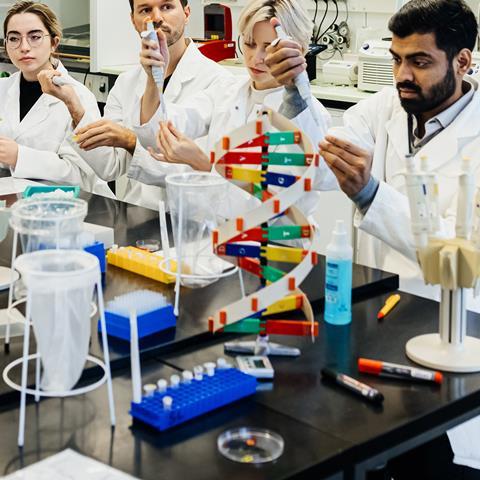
[84,242,106,273]
[99,303,176,341]
[130,368,257,431]
[22,185,81,198]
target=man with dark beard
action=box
[266,0,480,477]
[265,0,480,304]
[46,0,231,209]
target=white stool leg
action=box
[5,232,18,353]
[18,292,31,447]
[96,279,116,426]
[34,352,40,403]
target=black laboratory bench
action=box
[7,192,475,479]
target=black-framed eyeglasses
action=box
[5,32,50,49]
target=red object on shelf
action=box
[197,39,236,63]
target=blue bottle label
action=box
[324,259,352,325]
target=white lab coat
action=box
[330,77,480,468]
[70,40,232,210]
[0,62,112,196]
[130,75,337,218]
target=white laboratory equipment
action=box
[2,249,115,447]
[4,198,88,353]
[358,39,394,92]
[403,156,480,372]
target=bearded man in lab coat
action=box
[266,0,480,477]
[45,0,231,209]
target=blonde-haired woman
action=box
[128,0,336,216]
[0,1,110,194]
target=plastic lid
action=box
[217,427,284,464]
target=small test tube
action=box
[182,370,193,384]
[157,379,168,393]
[193,366,204,381]
[170,374,180,389]
[216,358,232,369]
[143,384,156,398]
[204,362,216,377]
[163,396,173,411]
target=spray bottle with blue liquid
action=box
[324,220,352,325]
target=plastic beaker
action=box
[10,198,88,253]
[14,250,100,392]
[165,172,231,288]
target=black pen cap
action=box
[321,368,338,380]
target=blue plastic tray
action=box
[130,368,257,431]
[99,304,176,341]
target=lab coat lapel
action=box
[229,78,250,129]
[14,93,58,141]
[384,104,409,167]
[3,74,21,131]
[166,40,199,102]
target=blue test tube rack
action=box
[130,368,257,431]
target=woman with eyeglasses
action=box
[0,1,111,195]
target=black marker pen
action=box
[321,368,384,404]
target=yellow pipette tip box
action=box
[107,246,177,284]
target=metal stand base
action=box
[406,333,480,373]
[224,335,300,357]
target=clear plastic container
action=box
[14,249,99,392]
[10,197,88,253]
[165,172,231,288]
[217,427,284,464]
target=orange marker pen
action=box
[377,294,401,319]
[358,358,443,384]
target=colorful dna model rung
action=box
[208,108,319,337]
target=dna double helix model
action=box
[208,108,319,337]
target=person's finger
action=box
[160,121,178,147]
[157,126,173,159]
[320,141,361,166]
[166,121,183,140]
[325,135,369,157]
[78,132,112,150]
[147,146,166,162]
[321,151,356,177]
[266,48,303,73]
[75,120,109,135]
[75,125,109,144]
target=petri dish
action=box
[217,427,284,464]
[136,239,160,252]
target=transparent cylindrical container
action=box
[10,197,88,253]
[14,249,100,392]
[166,172,230,288]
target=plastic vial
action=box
[170,374,180,388]
[182,370,193,384]
[163,396,173,411]
[193,365,204,381]
[143,384,156,398]
[324,220,353,325]
[157,379,168,393]
[204,362,216,377]
[217,358,231,369]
